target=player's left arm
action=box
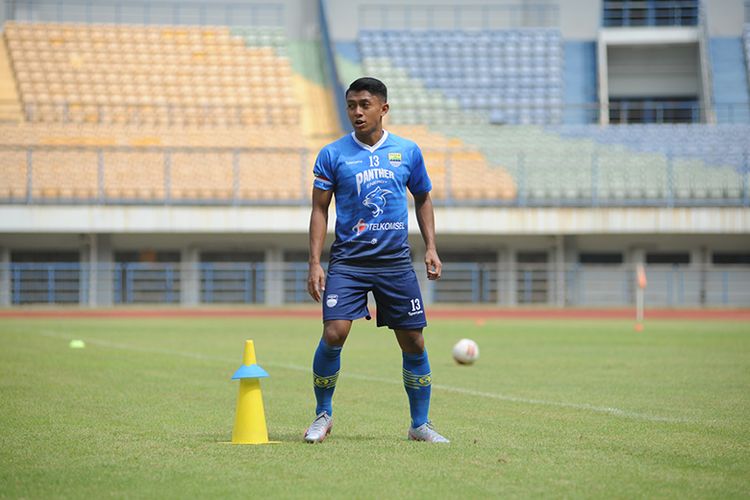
[413,191,441,280]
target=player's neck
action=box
[354,127,384,147]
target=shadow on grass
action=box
[208,431,383,444]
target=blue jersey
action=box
[313,131,432,268]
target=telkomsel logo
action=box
[352,219,405,235]
[352,218,367,235]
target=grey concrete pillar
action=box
[0,247,10,306]
[180,246,201,306]
[79,235,91,305]
[698,246,709,306]
[554,235,566,307]
[265,247,284,306]
[503,247,517,306]
[91,234,114,307]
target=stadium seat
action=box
[360,28,564,126]
[0,21,311,204]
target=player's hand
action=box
[425,249,442,280]
[307,263,326,302]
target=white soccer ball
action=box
[452,338,479,365]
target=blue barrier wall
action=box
[563,41,598,124]
[5,262,750,307]
[710,37,750,123]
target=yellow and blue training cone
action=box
[231,340,272,445]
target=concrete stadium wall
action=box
[607,43,701,97]
[2,0,744,40]
[1,205,748,236]
[0,0,320,41]
[704,0,747,37]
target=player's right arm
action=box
[308,186,333,302]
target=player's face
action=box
[346,90,388,136]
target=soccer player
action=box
[304,77,449,443]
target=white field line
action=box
[40,331,693,424]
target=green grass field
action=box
[1,315,749,498]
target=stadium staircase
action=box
[0,36,23,122]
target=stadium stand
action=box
[386,124,516,201]
[0,14,747,206]
[360,28,563,126]
[744,24,750,89]
[431,124,746,202]
[4,22,297,126]
[0,21,315,203]
[349,23,747,205]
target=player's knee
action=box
[322,321,350,346]
[397,329,425,354]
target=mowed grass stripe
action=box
[37,328,691,424]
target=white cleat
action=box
[304,412,333,443]
[408,421,450,443]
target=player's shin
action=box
[312,338,342,416]
[402,350,432,428]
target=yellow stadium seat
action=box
[0,151,28,199]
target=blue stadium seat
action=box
[357,27,564,126]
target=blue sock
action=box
[402,350,432,428]
[312,338,342,416]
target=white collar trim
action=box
[351,130,389,153]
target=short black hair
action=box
[346,77,387,102]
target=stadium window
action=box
[201,251,265,263]
[114,251,180,263]
[440,251,497,263]
[11,251,79,262]
[516,252,548,304]
[113,251,181,305]
[712,253,750,265]
[10,251,81,304]
[517,251,547,264]
[602,0,698,27]
[200,251,265,304]
[284,250,330,263]
[645,252,690,265]
[578,252,624,265]
[609,97,699,124]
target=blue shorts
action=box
[322,265,427,330]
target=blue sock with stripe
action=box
[312,338,342,416]
[402,350,432,428]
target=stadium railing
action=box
[17,103,301,128]
[602,0,699,27]
[0,145,311,205]
[357,3,559,30]
[8,101,747,127]
[2,261,749,307]
[4,0,284,27]
[1,143,747,207]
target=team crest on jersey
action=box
[326,294,338,308]
[363,186,392,217]
[388,152,402,168]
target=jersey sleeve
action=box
[406,144,432,195]
[312,147,335,191]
